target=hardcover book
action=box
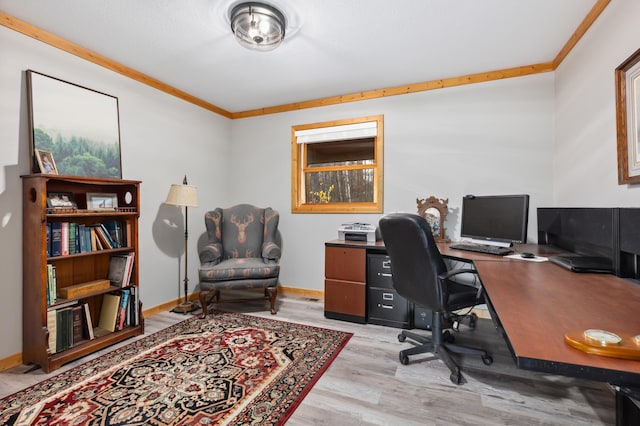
[99,223,117,248]
[55,307,73,352]
[72,305,85,345]
[61,222,69,256]
[108,255,129,287]
[50,222,62,257]
[83,302,95,340]
[69,223,76,255]
[103,220,124,248]
[84,226,92,253]
[98,293,121,333]
[46,223,51,257]
[47,309,57,354]
[117,289,130,330]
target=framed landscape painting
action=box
[27,70,122,178]
[616,48,640,185]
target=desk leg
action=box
[614,385,640,426]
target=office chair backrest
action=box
[379,213,448,311]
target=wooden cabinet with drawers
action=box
[324,244,367,323]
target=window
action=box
[291,115,383,213]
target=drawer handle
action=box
[382,293,394,301]
[382,260,391,269]
[381,304,394,309]
[378,272,392,277]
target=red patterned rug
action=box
[0,311,352,425]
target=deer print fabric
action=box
[221,205,263,259]
[199,204,280,282]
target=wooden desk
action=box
[467,249,640,424]
[325,239,640,422]
[475,260,640,384]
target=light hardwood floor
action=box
[0,295,615,425]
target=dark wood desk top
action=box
[475,260,640,384]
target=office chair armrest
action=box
[438,268,478,281]
[440,268,485,301]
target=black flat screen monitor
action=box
[460,194,530,246]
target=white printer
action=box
[337,223,378,243]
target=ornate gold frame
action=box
[417,196,449,242]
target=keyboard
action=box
[449,243,514,256]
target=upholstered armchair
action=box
[198,204,281,318]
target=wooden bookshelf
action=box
[22,174,144,373]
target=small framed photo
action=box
[87,193,118,210]
[47,192,77,209]
[35,149,58,175]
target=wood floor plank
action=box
[0,295,615,425]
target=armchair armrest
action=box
[199,242,223,264]
[261,207,280,262]
[262,241,281,262]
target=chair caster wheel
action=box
[482,355,493,365]
[450,370,463,385]
[399,353,409,365]
[469,313,478,329]
[398,333,406,342]
[443,330,455,343]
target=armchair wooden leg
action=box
[266,286,277,314]
[199,289,220,319]
[199,290,209,319]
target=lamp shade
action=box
[230,2,286,52]
[165,184,199,208]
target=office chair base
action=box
[397,329,493,384]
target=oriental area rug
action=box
[0,311,352,425]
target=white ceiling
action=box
[0,0,599,114]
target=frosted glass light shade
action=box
[230,2,286,52]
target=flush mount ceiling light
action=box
[230,2,286,52]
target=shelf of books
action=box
[22,175,144,373]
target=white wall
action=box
[230,74,555,291]
[0,26,231,360]
[554,1,640,206]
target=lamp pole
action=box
[168,175,199,314]
[182,187,190,307]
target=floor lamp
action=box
[165,175,199,314]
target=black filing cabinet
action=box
[367,253,411,328]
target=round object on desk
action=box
[564,330,640,360]
[583,329,622,346]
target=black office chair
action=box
[379,213,493,385]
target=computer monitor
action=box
[460,194,530,247]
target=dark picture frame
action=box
[87,192,118,211]
[47,192,77,209]
[615,48,640,185]
[26,70,122,178]
[35,149,58,175]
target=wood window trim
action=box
[291,115,384,213]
